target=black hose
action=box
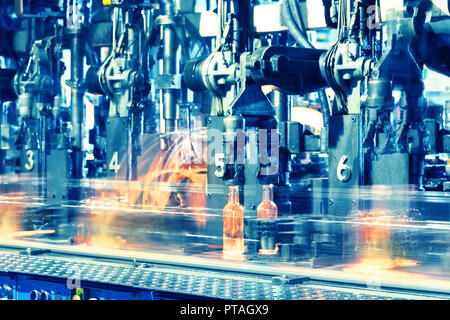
[282,0,332,124]
[289,0,308,36]
[318,89,330,128]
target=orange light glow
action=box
[258,247,279,256]
[345,210,419,275]
[0,195,56,240]
[5,230,56,238]
[223,186,245,255]
[0,194,23,238]
[291,107,324,130]
[85,130,208,249]
[344,257,419,271]
[125,130,207,221]
[87,235,127,250]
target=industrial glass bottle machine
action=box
[0,0,449,300]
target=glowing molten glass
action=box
[223,186,245,255]
[257,185,277,219]
[133,131,207,225]
[257,185,278,255]
[0,194,23,238]
[86,130,207,249]
[345,210,419,274]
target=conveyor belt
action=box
[0,250,447,300]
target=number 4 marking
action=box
[109,151,121,174]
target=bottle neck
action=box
[228,186,240,204]
[262,185,274,202]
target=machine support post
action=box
[68,29,85,179]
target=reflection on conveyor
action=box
[351,210,419,269]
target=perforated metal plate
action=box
[0,251,446,300]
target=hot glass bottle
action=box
[257,185,278,255]
[257,185,278,219]
[223,186,245,254]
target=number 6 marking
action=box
[337,155,352,182]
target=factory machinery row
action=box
[0,0,449,300]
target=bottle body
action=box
[257,185,278,219]
[223,186,245,254]
[257,185,278,255]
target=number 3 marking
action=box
[25,150,34,171]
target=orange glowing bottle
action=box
[223,185,245,254]
[257,185,277,219]
[257,185,278,255]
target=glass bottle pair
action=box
[223,185,278,255]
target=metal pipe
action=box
[0,103,5,174]
[125,10,139,65]
[161,18,179,132]
[272,90,291,217]
[216,0,223,48]
[273,90,289,123]
[69,29,85,179]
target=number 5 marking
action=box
[214,153,225,178]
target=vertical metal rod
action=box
[69,30,84,179]
[161,19,179,133]
[126,9,142,180]
[217,0,224,49]
[272,90,290,186]
[0,103,4,174]
[39,115,47,198]
[272,90,292,214]
[273,90,289,123]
